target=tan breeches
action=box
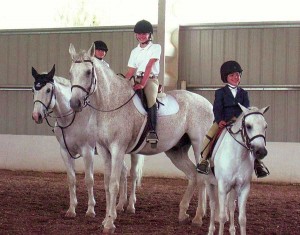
[201,122,219,159]
[144,78,159,108]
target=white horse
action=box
[68,43,214,233]
[31,65,144,217]
[205,104,269,235]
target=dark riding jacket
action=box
[213,85,250,124]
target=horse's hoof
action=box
[102,225,116,234]
[85,211,96,218]
[179,214,190,224]
[116,205,125,212]
[126,206,136,214]
[191,218,203,227]
[65,211,76,218]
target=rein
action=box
[33,82,80,160]
[226,112,266,151]
[71,59,136,113]
[71,60,97,106]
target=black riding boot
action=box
[146,104,158,148]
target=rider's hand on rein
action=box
[133,84,144,90]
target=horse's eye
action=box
[246,124,252,130]
[46,88,51,93]
[86,70,91,76]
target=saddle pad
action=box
[133,93,179,116]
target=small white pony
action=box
[205,104,269,235]
[31,65,144,217]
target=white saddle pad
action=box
[133,93,179,116]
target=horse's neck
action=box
[53,82,72,119]
[94,63,133,109]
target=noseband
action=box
[227,112,266,150]
[70,60,96,104]
[33,82,55,115]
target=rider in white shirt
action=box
[125,20,161,147]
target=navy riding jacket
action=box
[213,85,250,124]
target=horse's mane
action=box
[54,76,71,87]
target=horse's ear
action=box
[260,105,270,114]
[88,43,95,57]
[48,64,55,78]
[238,103,249,113]
[69,43,76,60]
[32,67,38,79]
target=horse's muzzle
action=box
[253,147,268,160]
[70,97,83,112]
[32,112,43,124]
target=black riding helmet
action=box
[220,61,243,83]
[134,20,153,34]
[94,40,108,52]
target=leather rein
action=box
[33,82,79,159]
[71,59,136,112]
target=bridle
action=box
[227,112,266,151]
[70,59,136,112]
[33,82,55,118]
[70,59,97,106]
[33,81,79,159]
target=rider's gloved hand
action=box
[133,84,144,91]
[218,120,227,128]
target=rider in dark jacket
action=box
[196,61,270,178]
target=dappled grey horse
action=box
[68,43,214,233]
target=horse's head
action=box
[31,65,56,124]
[238,104,270,160]
[69,43,97,112]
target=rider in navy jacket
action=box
[213,85,249,124]
[196,61,269,178]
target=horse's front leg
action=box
[60,148,77,217]
[218,182,230,235]
[237,184,251,235]
[228,189,237,235]
[101,151,112,226]
[82,148,96,217]
[103,150,126,234]
[206,183,217,235]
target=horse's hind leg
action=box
[60,148,77,217]
[127,154,144,213]
[192,179,206,227]
[83,149,96,217]
[165,146,198,224]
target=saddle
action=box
[207,127,226,160]
[128,90,179,154]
